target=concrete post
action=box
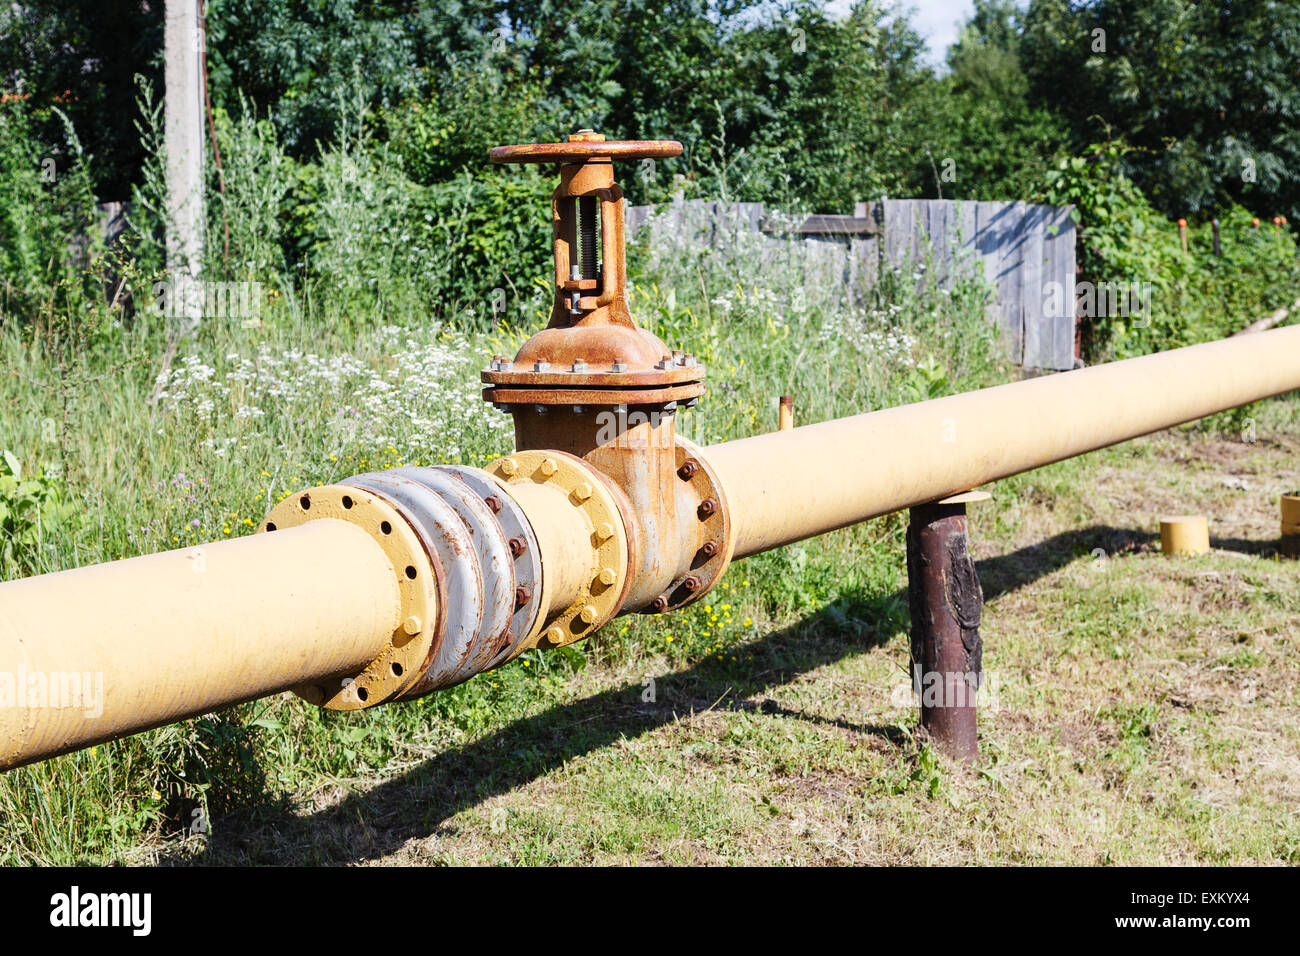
[164,0,205,331]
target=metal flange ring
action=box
[345,471,490,694]
[261,485,440,710]
[656,436,735,612]
[434,465,542,666]
[486,450,631,649]
[388,467,515,684]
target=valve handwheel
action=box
[489,132,682,165]
[481,129,702,413]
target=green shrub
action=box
[0,449,75,579]
[0,97,102,334]
[385,59,548,187]
[1044,141,1300,361]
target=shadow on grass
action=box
[171,591,909,865]
[975,524,1280,602]
[976,525,1159,600]
[175,521,1269,864]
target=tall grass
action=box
[0,161,1020,860]
[0,85,1042,864]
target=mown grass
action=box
[154,420,1300,866]
[1,217,1297,864]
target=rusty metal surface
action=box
[431,465,542,667]
[651,436,734,612]
[483,130,704,418]
[584,410,679,610]
[907,501,982,763]
[483,357,704,388]
[505,323,677,371]
[345,471,489,694]
[490,140,682,165]
[485,383,705,407]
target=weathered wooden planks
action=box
[627,197,1078,370]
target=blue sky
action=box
[827,0,977,68]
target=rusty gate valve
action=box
[482,131,705,411]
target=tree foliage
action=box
[1021,0,1300,222]
[0,0,161,199]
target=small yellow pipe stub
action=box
[1281,494,1300,535]
[1281,494,1300,558]
[1160,515,1210,556]
[778,395,794,432]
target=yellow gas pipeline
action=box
[2,132,1298,773]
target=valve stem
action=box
[579,196,598,279]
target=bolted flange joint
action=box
[261,463,551,707]
[647,436,736,614]
[262,485,442,710]
[486,450,634,649]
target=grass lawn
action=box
[156,419,1300,866]
[1,234,1296,864]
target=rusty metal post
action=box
[906,493,986,763]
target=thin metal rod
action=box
[579,196,598,279]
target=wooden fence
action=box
[627,198,1078,371]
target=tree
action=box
[908,0,1068,201]
[1021,0,1300,222]
[0,1,162,200]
